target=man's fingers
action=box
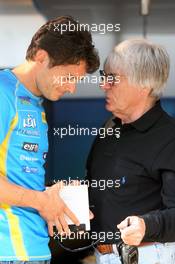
[48,222,54,237]
[57,181,65,190]
[89,210,94,220]
[55,219,63,234]
[117,217,130,230]
[121,226,137,237]
[59,214,70,234]
[64,206,80,226]
[118,217,146,246]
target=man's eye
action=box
[107,75,115,82]
[66,76,75,82]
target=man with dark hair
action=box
[26,16,98,73]
[0,16,99,264]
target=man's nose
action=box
[100,81,111,91]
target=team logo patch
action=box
[23,114,37,128]
[17,110,40,138]
[18,96,31,105]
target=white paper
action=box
[59,185,90,231]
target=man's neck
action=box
[115,99,156,125]
[12,61,41,97]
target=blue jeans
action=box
[0,261,50,264]
[95,243,175,264]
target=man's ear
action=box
[34,49,50,66]
[140,86,152,97]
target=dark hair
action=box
[26,16,99,73]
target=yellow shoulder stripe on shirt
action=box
[0,113,29,261]
[0,113,18,177]
[41,112,47,124]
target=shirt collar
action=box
[5,69,43,104]
[113,101,164,132]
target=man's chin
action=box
[105,103,113,112]
[49,94,63,101]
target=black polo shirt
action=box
[87,101,175,244]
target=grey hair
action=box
[104,39,170,98]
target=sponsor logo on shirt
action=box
[20,154,38,162]
[22,142,39,152]
[17,111,40,138]
[43,152,47,160]
[18,96,31,105]
[22,166,38,174]
[121,176,126,185]
[18,129,40,137]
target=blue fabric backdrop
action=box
[45,98,175,183]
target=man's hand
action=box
[117,216,146,246]
[36,182,80,237]
[89,210,94,220]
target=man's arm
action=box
[0,92,79,236]
[0,176,41,208]
[117,170,175,245]
[0,176,80,236]
[117,171,175,245]
[140,169,175,242]
[139,140,175,243]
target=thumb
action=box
[89,210,94,220]
[117,217,130,230]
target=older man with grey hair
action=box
[87,39,175,264]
